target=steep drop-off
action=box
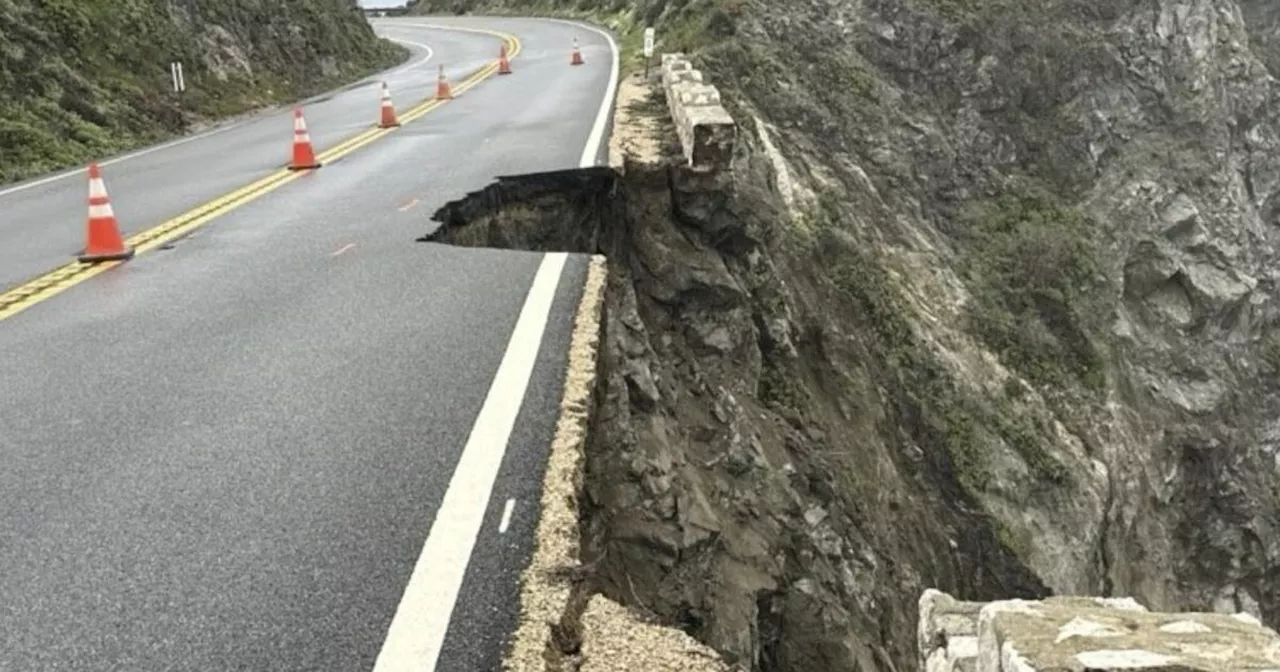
[0,0,406,183]
[424,0,1280,670]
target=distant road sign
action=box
[643,27,655,58]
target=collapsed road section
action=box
[424,56,750,671]
[421,48,1280,672]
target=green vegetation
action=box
[0,0,406,184]
[826,234,1070,490]
[778,190,1071,492]
[992,515,1033,557]
[759,354,809,410]
[958,190,1109,392]
[414,0,743,75]
[1261,330,1280,373]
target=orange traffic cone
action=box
[289,107,321,170]
[570,37,584,66]
[379,81,400,128]
[497,44,512,75]
[436,65,454,100]
[79,163,134,263]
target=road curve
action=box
[0,16,615,671]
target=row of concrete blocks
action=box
[659,53,736,170]
[919,589,1280,672]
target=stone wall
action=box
[919,589,1280,672]
[659,53,736,170]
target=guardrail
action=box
[659,53,736,170]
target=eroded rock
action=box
[422,1,1280,669]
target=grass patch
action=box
[795,190,1070,492]
[1261,331,1280,373]
[992,516,1033,556]
[824,238,997,491]
[758,356,809,410]
[958,189,1109,393]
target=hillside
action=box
[0,0,406,184]
[418,0,1280,670]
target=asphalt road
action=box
[0,18,589,292]
[0,16,615,671]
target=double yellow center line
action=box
[0,26,521,323]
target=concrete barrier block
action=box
[974,596,1280,672]
[684,105,736,169]
[657,54,737,170]
[677,83,721,107]
[919,590,986,672]
[666,69,703,85]
[662,58,692,78]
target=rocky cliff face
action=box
[425,0,1280,670]
[0,0,404,183]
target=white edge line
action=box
[384,37,435,74]
[372,252,569,672]
[0,34,436,200]
[0,122,245,198]
[386,17,620,168]
[546,18,620,168]
[498,498,516,534]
